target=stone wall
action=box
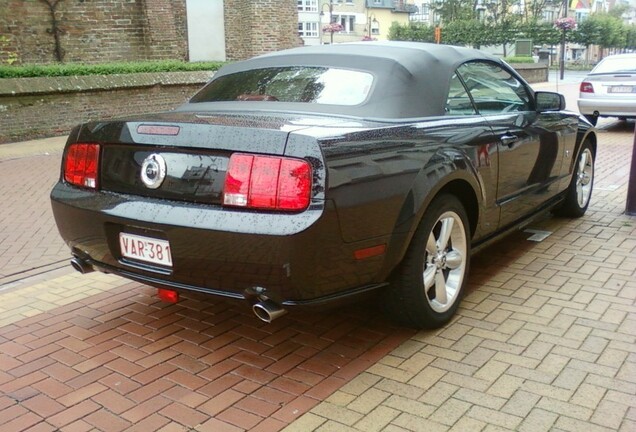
[511,63,549,84]
[0,72,212,143]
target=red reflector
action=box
[223,153,312,211]
[64,143,100,189]
[158,288,179,303]
[354,244,386,260]
[580,82,594,93]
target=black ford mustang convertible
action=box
[51,42,596,329]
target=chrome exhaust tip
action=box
[70,257,94,274]
[252,299,287,323]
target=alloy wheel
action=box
[576,148,594,208]
[423,211,467,313]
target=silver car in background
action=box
[577,53,636,126]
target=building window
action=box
[332,14,356,33]
[543,10,555,22]
[298,22,319,37]
[297,0,317,12]
[575,11,587,22]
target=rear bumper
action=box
[70,254,388,309]
[51,183,392,306]
[577,96,636,117]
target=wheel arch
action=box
[433,179,479,238]
[381,173,481,281]
[577,121,597,154]
[570,126,597,175]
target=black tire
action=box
[555,141,594,218]
[584,115,598,126]
[385,194,470,329]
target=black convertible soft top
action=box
[180,41,503,119]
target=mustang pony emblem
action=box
[140,154,166,189]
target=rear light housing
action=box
[223,153,312,211]
[64,143,100,189]
[580,82,594,93]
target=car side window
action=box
[445,73,477,116]
[457,62,532,115]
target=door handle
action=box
[500,134,519,148]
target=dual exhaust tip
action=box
[71,257,287,323]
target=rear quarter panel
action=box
[296,117,501,279]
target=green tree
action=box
[431,0,478,22]
[443,20,489,47]
[519,20,561,46]
[592,13,627,57]
[625,25,636,51]
[387,22,434,42]
[572,16,603,63]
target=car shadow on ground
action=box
[597,119,635,133]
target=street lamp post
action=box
[367,14,377,38]
[320,1,335,44]
[560,0,568,80]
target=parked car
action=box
[577,53,636,125]
[51,42,596,329]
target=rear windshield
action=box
[592,56,636,74]
[190,66,374,106]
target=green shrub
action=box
[504,56,535,64]
[0,60,224,79]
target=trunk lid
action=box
[76,111,321,205]
[586,72,636,97]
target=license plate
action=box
[608,86,635,93]
[119,233,172,267]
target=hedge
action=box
[0,60,225,79]
[503,56,535,64]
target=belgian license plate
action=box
[608,86,635,93]
[119,233,172,267]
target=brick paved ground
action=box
[284,120,636,432]
[0,136,70,285]
[0,82,634,431]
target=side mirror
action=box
[535,91,565,112]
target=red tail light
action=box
[223,153,312,211]
[64,143,100,189]
[580,82,594,93]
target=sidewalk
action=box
[0,85,635,432]
[0,136,70,286]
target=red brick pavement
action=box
[0,283,414,431]
[0,149,69,283]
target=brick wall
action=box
[224,0,300,61]
[1,0,300,65]
[0,72,211,143]
[0,0,187,64]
